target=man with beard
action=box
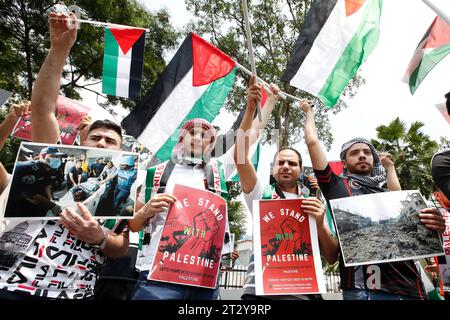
[234,77,338,300]
[301,101,445,300]
[128,80,282,300]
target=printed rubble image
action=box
[331,191,443,266]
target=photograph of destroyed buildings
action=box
[330,191,443,266]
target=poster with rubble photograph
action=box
[3,142,139,220]
[253,198,326,295]
[330,190,444,267]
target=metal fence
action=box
[219,266,342,293]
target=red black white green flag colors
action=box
[282,0,383,108]
[102,27,146,100]
[403,16,450,95]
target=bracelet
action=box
[93,226,109,251]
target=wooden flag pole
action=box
[242,0,262,122]
[422,0,450,26]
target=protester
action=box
[431,150,450,301]
[431,148,450,201]
[0,101,30,194]
[0,11,129,300]
[127,77,282,300]
[234,77,337,300]
[301,100,445,300]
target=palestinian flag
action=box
[102,27,146,100]
[282,0,383,107]
[121,33,238,161]
[403,16,450,95]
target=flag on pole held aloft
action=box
[102,27,146,100]
[403,16,450,95]
[282,0,383,108]
[121,33,238,161]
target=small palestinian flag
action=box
[282,0,383,108]
[102,26,146,100]
[403,16,450,95]
[122,33,238,161]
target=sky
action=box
[135,0,450,236]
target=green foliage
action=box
[226,199,247,240]
[0,0,179,169]
[371,117,439,198]
[184,0,362,149]
[225,181,247,238]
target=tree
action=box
[371,117,439,198]
[184,0,363,149]
[226,181,247,239]
[0,1,178,103]
[0,0,179,169]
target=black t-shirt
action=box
[69,166,82,184]
[314,165,426,299]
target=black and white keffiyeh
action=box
[340,137,386,188]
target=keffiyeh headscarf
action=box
[340,137,387,187]
[172,118,217,165]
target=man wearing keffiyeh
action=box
[339,137,401,193]
[301,100,445,300]
[128,80,282,300]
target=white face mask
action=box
[48,158,61,169]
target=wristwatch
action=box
[93,227,109,251]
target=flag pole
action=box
[241,0,262,122]
[236,63,302,102]
[51,16,150,32]
[422,0,450,26]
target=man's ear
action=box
[342,160,347,170]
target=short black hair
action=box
[88,120,123,141]
[273,147,302,166]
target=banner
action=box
[253,198,326,295]
[330,190,444,266]
[148,184,227,289]
[12,96,91,145]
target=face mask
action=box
[48,158,61,169]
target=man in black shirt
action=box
[67,159,82,190]
[301,101,445,300]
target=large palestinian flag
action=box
[122,33,239,161]
[403,16,450,95]
[102,27,146,100]
[282,0,383,107]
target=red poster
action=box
[254,199,325,295]
[12,96,91,145]
[148,184,227,289]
